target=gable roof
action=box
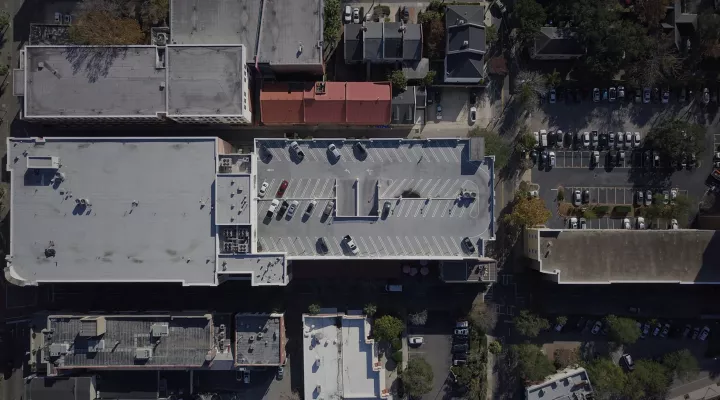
[444,5,486,82]
[344,23,423,62]
[260,82,392,125]
[533,27,583,56]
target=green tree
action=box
[509,343,556,382]
[514,70,545,111]
[140,0,169,31]
[468,300,498,333]
[363,303,377,317]
[605,315,640,345]
[486,24,498,44]
[470,128,510,170]
[420,16,445,59]
[489,340,502,354]
[0,11,9,30]
[409,310,428,326]
[373,315,404,342]
[586,358,627,399]
[663,349,699,382]
[513,310,550,338]
[698,12,720,58]
[308,303,321,315]
[421,70,436,87]
[324,0,342,43]
[401,357,434,397]
[504,195,552,228]
[70,11,145,44]
[387,70,408,91]
[0,64,8,76]
[514,0,546,45]
[545,69,562,89]
[667,194,692,220]
[553,348,579,369]
[646,119,706,162]
[634,0,672,26]
[624,360,671,400]
[516,132,537,153]
[556,316,568,326]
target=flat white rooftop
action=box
[7,137,219,286]
[302,313,385,399]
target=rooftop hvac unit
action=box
[156,33,168,46]
[135,347,153,360]
[79,317,106,337]
[315,82,326,95]
[151,323,170,337]
[49,343,70,357]
[87,339,106,353]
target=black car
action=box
[382,201,391,217]
[278,200,289,216]
[644,150,653,169]
[607,151,615,167]
[548,131,557,147]
[652,87,660,103]
[452,344,469,353]
[462,237,476,253]
[599,132,607,149]
[582,190,590,204]
[318,237,329,254]
[354,142,368,157]
[469,91,477,105]
[400,6,409,23]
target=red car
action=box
[276,180,289,197]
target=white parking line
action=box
[300,179,312,198]
[435,180,450,197]
[310,179,321,198]
[452,238,462,254]
[306,149,317,161]
[396,236,407,254]
[295,237,306,254]
[438,147,450,163]
[405,237,417,254]
[260,238,271,252]
[404,202,416,218]
[441,236,453,255]
[414,237,425,255]
[332,239,343,255]
[358,237,369,255]
[287,237,298,254]
[369,237,380,255]
[429,148,441,162]
[419,179,432,194]
[430,201,441,217]
[278,238,289,253]
[386,236,398,254]
[401,147,413,162]
[428,180,441,196]
[448,147,459,162]
[414,203,423,217]
[306,237,317,255]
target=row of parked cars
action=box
[556,317,711,341]
[533,129,643,151]
[452,320,470,366]
[545,86,718,105]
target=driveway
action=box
[407,311,454,399]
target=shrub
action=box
[392,350,403,363]
[614,205,632,214]
[557,187,565,202]
[391,337,402,351]
[489,340,502,354]
[308,304,321,315]
[594,205,610,214]
[583,209,597,219]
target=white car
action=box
[670,218,678,229]
[636,217,645,230]
[344,235,359,255]
[454,328,469,336]
[469,107,477,124]
[633,132,641,147]
[258,181,269,198]
[328,143,342,159]
[583,132,590,147]
[533,131,539,144]
[344,5,352,23]
[570,217,578,229]
[625,132,632,147]
[409,336,424,346]
[352,7,360,23]
[549,151,556,167]
[573,190,582,206]
[436,105,443,120]
[700,326,711,341]
[671,189,677,202]
[286,200,299,218]
[555,321,566,332]
[623,218,631,229]
[540,130,548,147]
[591,321,603,334]
[617,132,625,148]
[703,88,710,105]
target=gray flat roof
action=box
[25,46,166,117]
[254,139,495,259]
[7,137,218,286]
[537,229,720,283]
[235,314,284,366]
[170,0,260,55]
[45,314,213,368]
[258,0,322,65]
[526,367,593,400]
[216,175,251,225]
[167,46,245,116]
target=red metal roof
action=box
[260,82,392,125]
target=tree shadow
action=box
[63,46,128,83]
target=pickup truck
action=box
[266,199,280,219]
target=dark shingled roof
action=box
[344,24,363,62]
[534,27,583,56]
[444,5,486,82]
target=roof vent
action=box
[135,347,153,360]
[315,82,326,94]
[37,61,45,70]
[458,19,465,24]
[462,40,469,47]
[151,323,170,337]
[49,343,69,358]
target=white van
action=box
[540,129,548,147]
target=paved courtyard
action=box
[254,139,494,258]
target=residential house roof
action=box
[391,87,416,125]
[344,22,423,63]
[444,5,486,83]
[533,27,584,57]
[260,82,392,125]
[345,23,364,62]
[365,23,384,61]
[403,24,423,60]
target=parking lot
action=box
[254,139,494,258]
[406,312,458,398]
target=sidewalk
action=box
[486,334,498,400]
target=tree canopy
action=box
[624,360,671,400]
[513,310,550,337]
[468,300,498,333]
[514,0,546,45]
[663,349,699,382]
[401,357,434,397]
[387,70,408,91]
[323,0,341,42]
[373,315,404,342]
[634,0,672,26]
[645,119,706,161]
[363,303,377,317]
[509,343,556,383]
[605,315,640,345]
[504,195,552,228]
[69,11,145,45]
[586,358,627,399]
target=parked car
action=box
[625,132,632,147]
[703,88,710,104]
[436,104,443,120]
[549,88,556,104]
[354,142,368,158]
[344,5,352,23]
[608,132,615,148]
[323,200,335,217]
[582,190,590,204]
[583,132,590,147]
[591,151,600,166]
[618,86,625,99]
[645,190,652,206]
[328,143,342,159]
[662,88,670,103]
[277,366,284,380]
[637,217,646,229]
[621,354,636,371]
[635,90,642,103]
[343,235,359,255]
[591,321,603,334]
[573,190,582,206]
[549,151,556,167]
[352,7,360,23]
[318,237,329,254]
[593,88,600,102]
[692,327,700,340]
[641,323,650,338]
[663,191,669,205]
[276,180,289,197]
[700,326,711,341]
[653,323,662,336]
[452,344,469,353]
[670,219,679,229]
[469,107,477,123]
[633,132,641,147]
[462,237,476,253]
[409,336,424,346]
[643,87,651,103]
[258,181,269,198]
[683,324,692,338]
[555,320,566,332]
[289,141,305,160]
[266,199,280,219]
[570,217,578,229]
[591,130,599,147]
[304,200,317,217]
[636,190,644,206]
[286,200,299,218]
[609,87,617,102]
[580,218,587,229]
[456,321,469,328]
[652,87,660,103]
[660,323,670,338]
[454,328,469,336]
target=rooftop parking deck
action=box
[254,139,495,259]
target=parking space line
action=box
[306,149,318,162]
[396,236,407,254]
[448,146,460,162]
[441,236,453,255]
[299,179,312,198]
[458,206,467,217]
[419,179,432,195]
[435,179,450,197]
[428,180,441,196]
[319,179,331,198]
[414,203,423,217]
[414,237,425,255]
[452,238,462,254]
[403,237,415,254]
[404,202,416,217]
[401,147,413,163]
[438,147,450,163]
[393,202,405,218]
[428,147,441,162]
[276,238,288,253]
[428,236,442,255]
[384,237,397,255]
[368,237,380,255]
[381,148,392,163]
